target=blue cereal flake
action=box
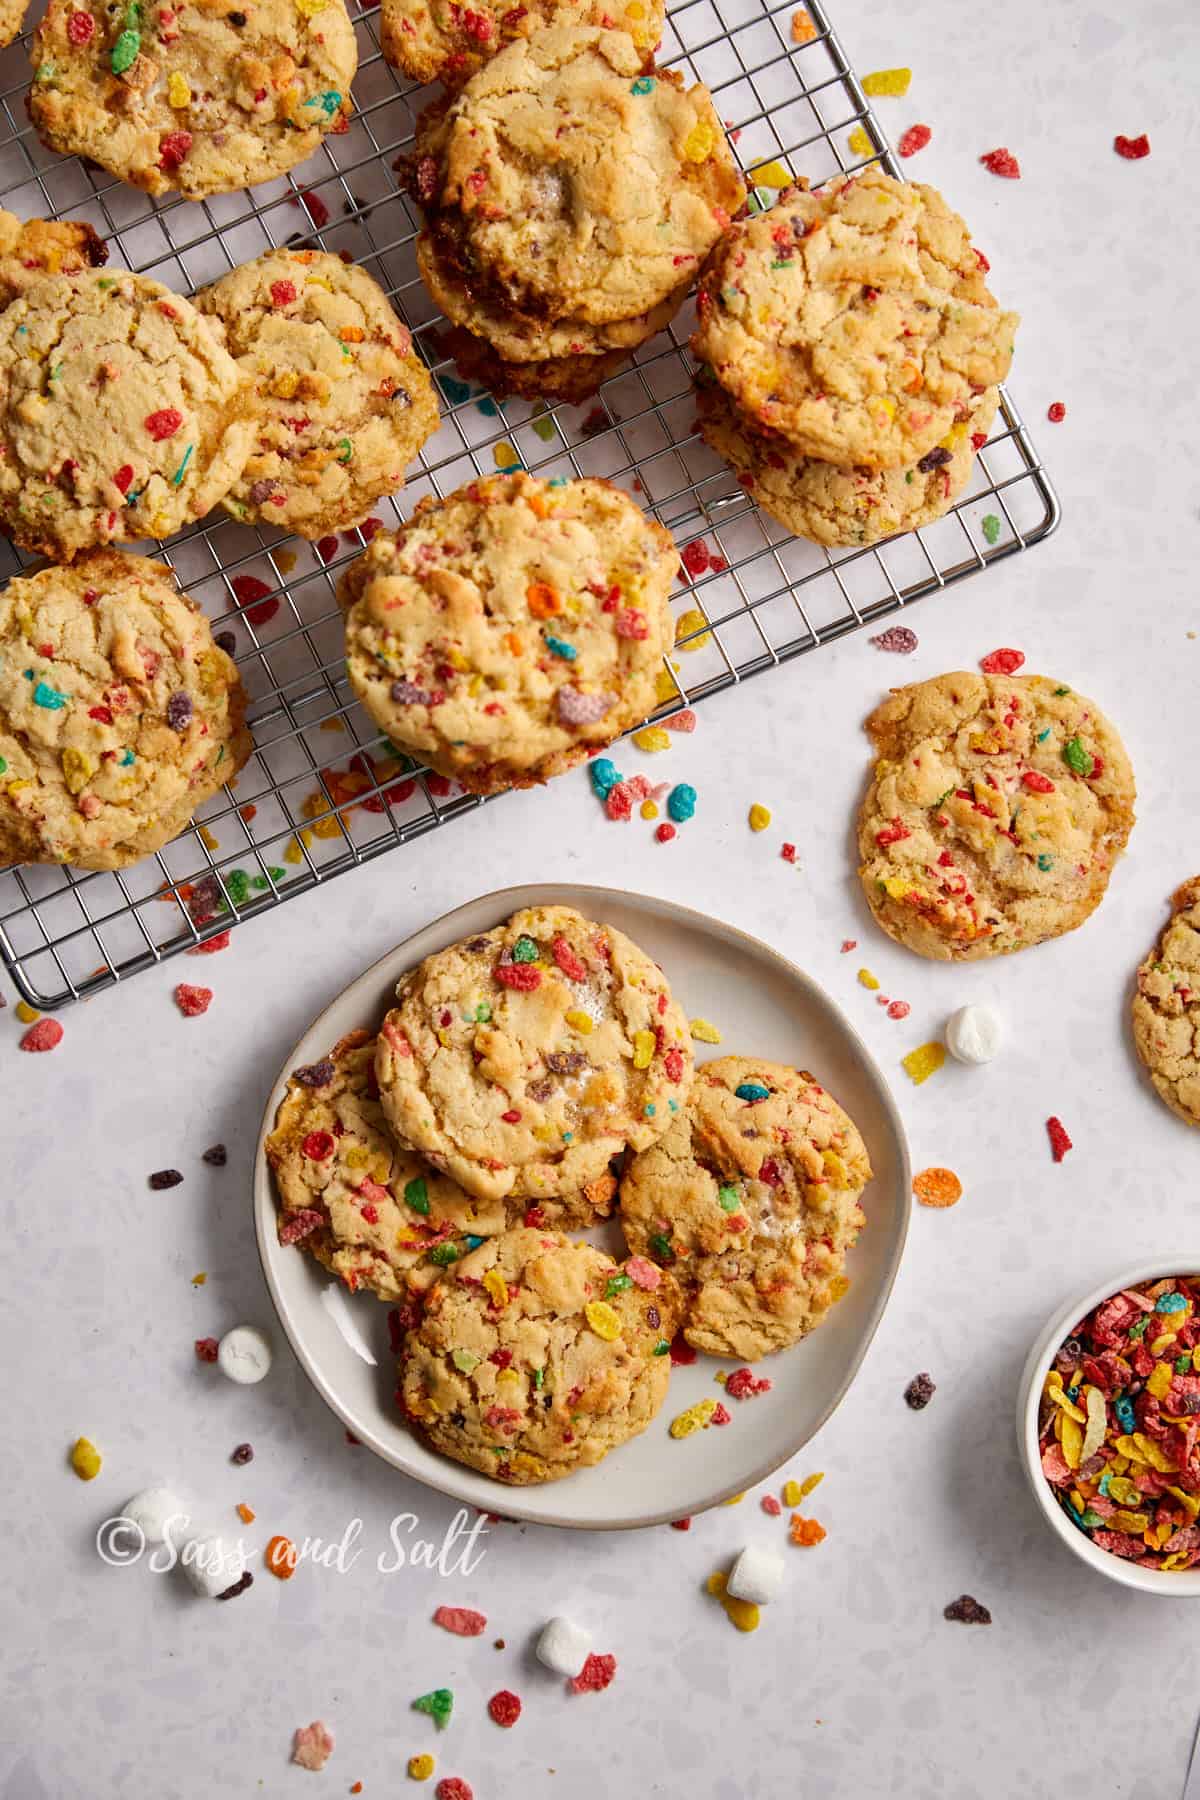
[1156,1291,1188,1314]
[667,782,697,822]
[119,748,135,766]
[544,634,577,661]
[589,757,622,798]
[33,679,68,709]
[437,374,471,407]
[630,76,655,94]
[735,1081,770,1102]
[475,395,499,418]
[1114,1395,1136,1435]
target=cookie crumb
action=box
[904,1372,936,1410]
[943,1594,991,1624]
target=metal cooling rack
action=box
[0,0,1059,1009]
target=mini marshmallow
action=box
[217,1325,273,1385]
[120,1486,189,1548]
[726,1544,786,1606]
[945,1003,1002,1066]
[536,1616,594,1676]
[181,1534,246,1599]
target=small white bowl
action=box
[1017,1258,1200,1595]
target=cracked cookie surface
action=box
[858,671,1136,960]
[0,549,250,870]
[1132,879,1200,1127]
[619,1054,870,1360]
[398,1227,680,1482]
[381,0,663,88]
[375,904,694,1203]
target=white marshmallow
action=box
[181,1534,247,1598]
[945,1003,1002,1066]
[217,1325,273,1385]
[120,1486,190,1548]
[535,1616,593,1676]
[726,1545,786,1606]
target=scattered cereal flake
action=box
[886,999,910,1020]
[435,1782,472,1800]
[149,1168,183,1190]
[898,123,931,157]
[632,726,671,753]
[790,6,815,40]
[748,802,771,832]
[857,968,880,991]
[198,825,219,851]
[862,66,910,94]
[292,1721,334,1772]
[847,125,873,157]
[979,147,1020,178]
[434,1605,487,1636]
[192,1272,206,1286]
[798,1471,824,1499]
[266,1534,298,1579]
[943,1595,991,1624]
[69,1436,101,1480]
[236,1502,255,1523]
[1047,401,1066,423]
[789,1514,826,1547]
[670,1517,691,1530]
[869,624,918,654]
[174,983,212,1017]
[20,1017,63,1052]
[841,939,856,953]
[1114,132,1150,159]
[981,514,1002,545]
[782,1479,803,1508]
[902,1042,946,1085]
[195,1336,219,1362]
[663,708,696,732]
[675,607,711,651]
[725,1367,771,1400]
[780,842,797,864]
[762,1494,782,1516]
[749,158,791,187]
[980,647,1024,675]
[487,1690,521,1728]
[14,1000,39,1023]
[408,1754,435,1781]
[1046,1115,1073,1162]
[569,1652,617,1694]
[913,1166,963,1208]
[493,441,520,470]
[670,1398,717,1438]
[706,1569,760,1632]
[690,1017,722,1043]
[413,1689,454,1730]
[904,1372,936,1410]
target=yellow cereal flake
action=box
[901,1041,945,1085]
[633,726,671,753]
[748,803,772,832]
[791,6,815,41]
[585,1300,621,1341]
[675,608,711,652]
[191,1271,207,1287]
[655,668,681,705]
[798,1470,824,1499]
[782,1478,803,1508]
[681,119,717,163]
[198,826,219,852]
[640,800,659,820]
[857,967,880,990]
[861,67,911,96]
[1109,1508,1152,1536]
[61,747,96,794]
[689,1017,722,1044]
[722,1491,745,1506]
[482,1269,509,1310]
[408,1755,435,1782]
[670,1398,717,1439]
[274,371,299,400]
[295,0,332,14]
[167,70,191,106]
[493,441,521,470]
[847,125,873,158]
[632,1029,656,1069]
[706,1569,760,1631]
[70,1436,102,1481]
[1080,1385,1108,1464]
[749,159,791,188]
[15,1000,40,1024]
[1059,1413,1084,1470]
[1147,1361,1174,1401]
[276,550,297,574]
[565,1008,593,1034]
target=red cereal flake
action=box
[670,1517,691,1530]
[979,147,1020,178]
[158,130,193,172]
[67,7,95,40]
[292,1722,334,1773]
[868,625,918,654]
[663,709,695,732]
[840,939,857,953]
[298,188,331,227]
[711,1401,732,1426]
[614,608,649,640]
[1046,1115,1073,1162]
[174,982,212,1016]
[1114,133,1150,160]
[664,1045,685,1081]
[551,935,587,982]
[433,1604,487,1636]
[874,817,911,847]
[426,775,452,797]
[19,1017,63,1052]
[279,1208,323,1245]
[897,123,931,158]
[725,1366,772,1400]
[980,647,1025,675]
[113,464,135,494]
[487,1689,521,1728]
[1047,401,1066,423]
[195,1336,219,1362]
[315,534,340,563]
[680,539,711,578]
[302,1129,336,1161]
[780,842,797,863]
[186,931,231,955]
[886,999,911,1020]
[655,822,677,844]
[435,1781,473,1800]
[605,780,634,822]
[1021,770,1055,793]
[761,1494,782,1516]
[569,1652,617,1694]
[270,280,297,308]
[494,961,541,991]
[669,1332,696,1365]
[231,575,280,628]
[145,407,183,441]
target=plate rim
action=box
[253,882,913,1530]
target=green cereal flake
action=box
[717,1185,740,1211]
[110,27,140,73]
[412,1688,453,1730]
[981,514,1001,546]
[428,1242,458,1266]
[1062,735,1092,776]
[403,1176,430,1215]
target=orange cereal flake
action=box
[789,1513,827,1547]
[913,1166,963,1209]
[236,1503,256,1524]
[266,1534,298,1579]
[791,6,816,39]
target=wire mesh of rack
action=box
[0,0,1058,1008]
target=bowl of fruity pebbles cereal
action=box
[1020,1264,1200,1593]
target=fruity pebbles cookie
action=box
[858,672,1136,960]
[0,270,253,559]
[0,209,107,303]
[0,550,250,871]
[0,0,26,45]
[381,0,662,87]
[339,473,677,794]
[29,0,356,201]
[398,1227,679,1483]
[375,904,694,1204]
[692,167,1018,469]
[619,1055,870,1360]
[197,250,438,540]
[1132,879,1200,1127]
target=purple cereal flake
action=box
[202,1143,227,1167]
[915,446,953,473]
[216,1570,254,1601]
[545,1051,588,1075]
[869,625,918,655]
[294,1059,335,1088]
[904,1372,936,1410]
[557,687,612,726]
[149,1168,183,1190]
[231,1442,254,1465]
[390,679,432,705]
[166,691,194,732]
[943,1594,991,1625]
[248,479,280,505]
[646,1305,661,1329]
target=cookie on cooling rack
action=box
[0,550,251,872]
[0,209,108,302]
[398,1227,680,1484]
[697,382,999,547]
[692,167,1018,470]
[1132,880,1200,1128]
[619,1055,870,1361]
[28,0,356,201]
[374,904,695,1204]
[381,0,663,87]
[406,25,744,400]
[338,472,678,794]
[857,671,1136,960]
[197,250,439,541]
[0,270,253,559]
[0,0,26,46]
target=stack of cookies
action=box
[268,903,873,1486]
[692,167,1020,549]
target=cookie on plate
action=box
[692,168,1018,469]
[0,270,253,559]
[339,472,677,794]
[29,0,356,200]
[406,26,743,398]
[858,672,1136,960]
[197,250,439,540]
[398,1228,680,1483]
[381,0,663,87]
[374,904,694,1204]
[0,209,107,304]
[698,382,998,547]
[0,550,250,871]
[1132,879,1200,1127]
[619,1055,870,1360]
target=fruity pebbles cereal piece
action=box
[292,1721,334,1771]
[943,1595,991,1624]
[913,1166,962,1208]
[433,1605,487,1636]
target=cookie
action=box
[398,1228,679,1483]
[858,672,1136,960]
[430,322,641,406]
[0,270,254,559]
[197,250,439,540]
[29,0,356,201]
[0,550,250,871]
[374,904,694,1204]
[339,473,677,794]
[698,382,999,547]
[382,0,662,87]
[1132,879,1200,1128]
[406,28,743,389]
[0,210,108,304]
[619,1055,870,1360]
[692,168,1019,469]
[0,0,26,45]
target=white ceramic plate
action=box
[253,884,912,1529]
